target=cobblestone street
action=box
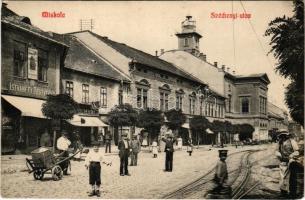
[1,145,271,198]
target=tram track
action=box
[162,149,262,199]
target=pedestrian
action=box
[118,133,131,176]
[187,138,193,156]
[85,145,112,197]
[56,130,71,175]
[162,135,176,172]
[152,138,158,158]
[104,130,112,153]
[40,129,52,147]
[275,130,299,197]
[74,132,83,161]
[177,136,183,150]
[212,150,231,195]
[130,135,141,166]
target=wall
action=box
[1,24,63,99]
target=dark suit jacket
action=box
[162,138,175,152]
[118,139,130,158]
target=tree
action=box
[42,94,78,151]
[265,0,304,126]
[108,103,138,145]
[164,109,186,137]
[239,124,255,141]
[210,120,225,147]
[190,116,210,146]
[137,108,164,145]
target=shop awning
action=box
[67,115,108,127]
[181,123,190,129]
[206,128,214,134]
[2,95,46,118]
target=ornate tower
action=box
[176,16,202,56]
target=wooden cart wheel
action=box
[52,165,63,181]
[33,169,44,180]
[63,160,71,175]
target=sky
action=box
[6,1,294,113]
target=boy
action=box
[212,150,231,195]
[85,145,112,197]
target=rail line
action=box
[162,150,257,199]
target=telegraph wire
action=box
[239,1,274,69]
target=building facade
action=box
[1,4,68,153]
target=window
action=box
[100,87,107,107]
[160,92,169,111]
[38,49,48,82]
[137,88,148,109]
[189,94,196,115]
[227,95,232,113]
[184,38,189,47]
[241,97,250,114]
[199,98,203,115]
[65,81,73,97]
[82,84,89,103]
[176,94,183,110]
[118,89,123,105]
[260,96,267,114]
[13,41,26,78]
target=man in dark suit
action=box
[104,130,112,153]
[162,135,176,172]
[118,133,131,176]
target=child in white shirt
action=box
[85,145,111,197]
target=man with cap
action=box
[57,130,71,175]
[212,150,229,194]
[276,130,299,197]
[162,134,176,172]
[118,133,131,176]
[130,134,141,166]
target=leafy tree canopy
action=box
[190,116,210,132]
[210,120,224,133]
[108,103,138,127]
[137,108,164,132]
[42,94,78,120]
[164,109,186,130]
[265,0,304,125]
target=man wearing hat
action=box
[162,134,176,172]
[57,130,71,175]
[213,150,229,193]
[276,130,299,197]
[130,135,141,166]
[118,133,131,176]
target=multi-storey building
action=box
[160,16,277,141]
[1,4,68,152]
[67,30,225,144]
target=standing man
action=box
[162,135,175,172]
[130,135,141,166]
[57,130,71,175]
[118,133,131,176]
[40,129,52,147]
[276,130,299,197]
[104,130,112,153]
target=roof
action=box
[225,72,270,84]
[2,4,68,47]
[63,35,130,82]
[268,101,288,120]
[86,31,205,85]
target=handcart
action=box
[25,147,80,181]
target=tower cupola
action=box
[176,16,202,56]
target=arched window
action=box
[176,89,184,111]
[241,97,250,114]
[136,79,150,109]
[189,92,196,115]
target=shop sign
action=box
[27,47,38,80]
[9,81,55,97]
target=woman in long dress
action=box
[152,139,158,158]
[177,136,183,150]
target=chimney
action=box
[214,62,218,67]
[227,67,230,73]
[221,65,225,71]
[233,70,236,75]
[198,53,206,61]
[160,49,164,55]
[155,50,158,57]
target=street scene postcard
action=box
[1,0,304,199]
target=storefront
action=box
[1,95,51,153]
